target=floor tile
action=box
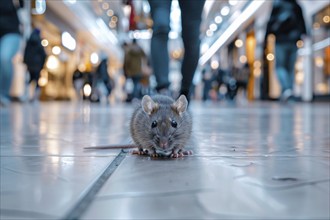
[0,155,116,219]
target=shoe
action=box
[0,96,10,107]
[280,89,293,102]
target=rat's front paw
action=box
[131,148,148,155]
[182,150,193,155]
[171,152,184,158]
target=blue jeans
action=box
[148,0,205,95]
[275,42,297,93]
[0,33,21,99]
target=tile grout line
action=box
[61,150,127,220]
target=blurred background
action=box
[5,0,330,103]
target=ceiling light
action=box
[109,21,116,28]
[206,30,213,37]
[215,16,222,24]
[107,9,114,17]
[209,23,217,32]
[221,6,230,16]
[111,16,118,22]
[229,0,237,6]
[102,2,109,10]
[199,0,266,65]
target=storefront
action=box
[311,5,330,100]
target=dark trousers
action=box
[275,42,297,93]
[148,0,205,96]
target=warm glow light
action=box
[78,63,86,72]
[109,21,116,28]
[41,39,48,47]
[323,15,330,23]
[46,55,59,70]
[239,55,247,63]
[90,52,99,64]
[211,60,219,69]
[235,39,243,48]
[296,71,304,85]
[38,76,48,87]
[316,83,328,93]
[38,69,48,87]
[315,56,324,67]
[83,84,92,97]
[111,16,118,22]
[254,60,261,68]
[296,40,304,48]
[266,53,274,61]
[102,2,109,10]
[253,68,261,77]
[313,22,320,29]
[107,9,114,17]
[52,46,61,55]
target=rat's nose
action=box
[159,140,168,149]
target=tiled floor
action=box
[1,100,329,219]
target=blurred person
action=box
[72,67,84,100]
[266,0,307,101]
[202,64,215,101]
[148,0,205,101]
[0,0,24,106]
[232,63,250,98]
[23,28,47,102]
[92,55,114,103]
[123,39,147,101]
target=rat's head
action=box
[141,95,191,155]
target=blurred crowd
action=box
[0,0,310,106]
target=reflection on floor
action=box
[1,101,329,219]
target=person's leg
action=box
[0,33,21,104]
[275,43,289,93]
[179,0,205,98]
[148,0,172,91]
[286,44,298,91]
[132,76,141,99]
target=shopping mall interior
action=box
[0,0,329,219]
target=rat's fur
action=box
[130,95,192,157]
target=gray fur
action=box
[130,95,192,156]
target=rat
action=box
[84,94,193,158]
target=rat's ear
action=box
[142,95,158,115]
[172,95,188,115]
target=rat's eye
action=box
[151,121,157,128]
[171,120,177,128]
